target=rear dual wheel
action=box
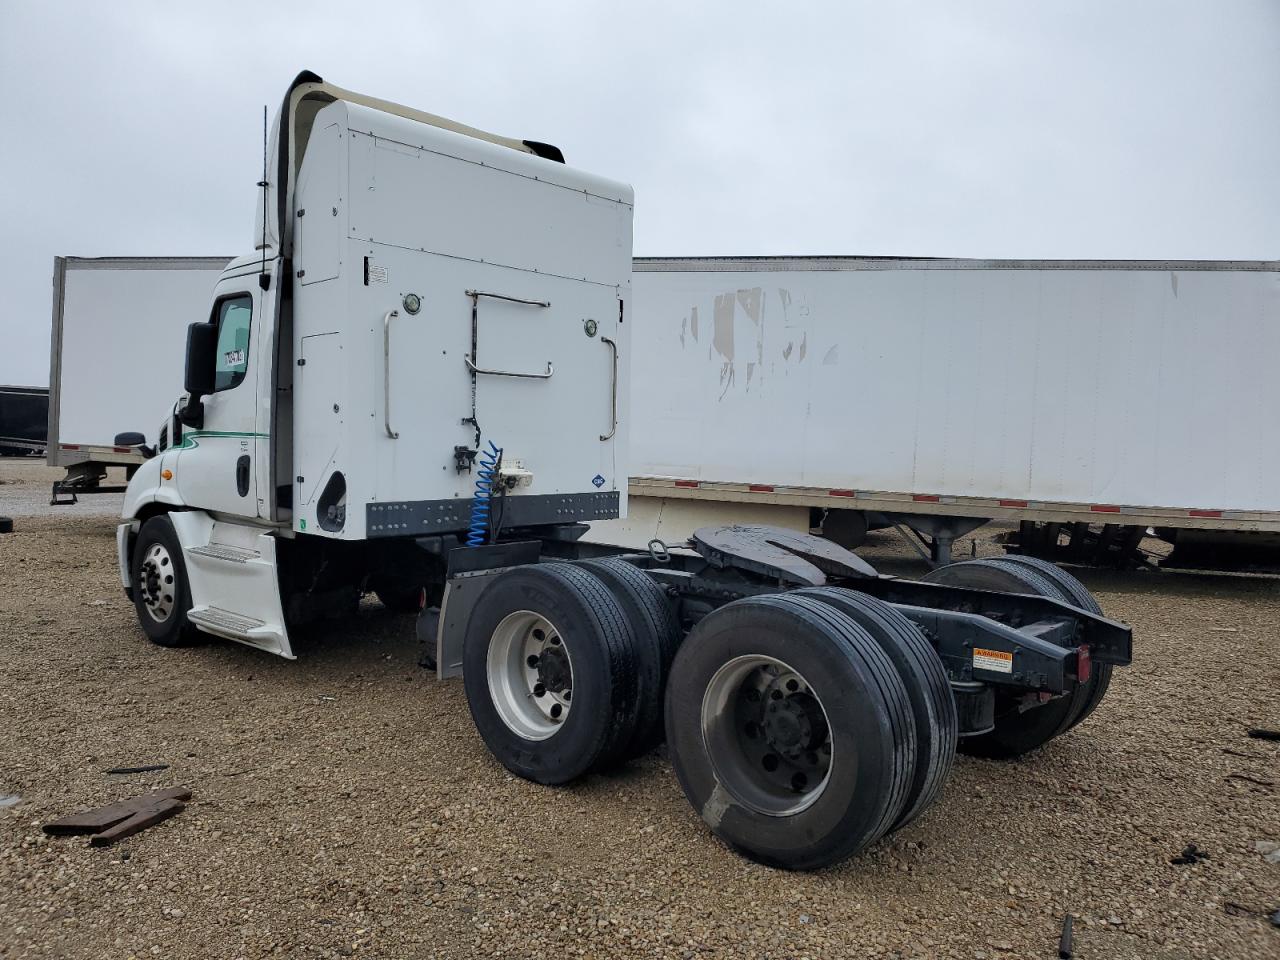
[572,558,681,760]
[989,555,1112,731]
[922,556,1112,758]
[465,565,954,869]
[793,587,957,831]
[463,562,676,785]
[665,593,920,870]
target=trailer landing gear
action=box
[51,463,128,506]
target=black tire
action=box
[794,587,957,831]
[462,563,640,785]
[987,556,1113,730]
[573,558,681,760]
[922,559,1088,758]
[0,516,12,534]
[130,515,202,647]
[665,593,916,870]
[989,555,1100,613]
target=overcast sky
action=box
[2,0,1277,386]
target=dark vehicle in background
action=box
[0,385,48,457]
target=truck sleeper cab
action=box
[118,72,1131,871]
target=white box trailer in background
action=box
[606,256,1280,568]
[47,257,230,502]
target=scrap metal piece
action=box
[43,787,191,837]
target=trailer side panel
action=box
[630,258,1280,518]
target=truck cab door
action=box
[175,286,265,517]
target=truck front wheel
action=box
[130,515,201,647]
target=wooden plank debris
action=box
[43,787,191,844]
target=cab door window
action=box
[213,295,253,391]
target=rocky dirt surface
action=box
[1,462,1278,959]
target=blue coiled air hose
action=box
[467,440,502,546]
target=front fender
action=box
[121,450,187,520]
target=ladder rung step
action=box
[189,543,260,563]
[187,606,267,634]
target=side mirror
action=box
[180,322,217,429]
[113,430,155,459]
[184,321,218,397]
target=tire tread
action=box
[795,587,957,831]
[573,557,681,759]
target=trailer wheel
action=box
[985,556,1113,731]
[573,558,681,760]
[665,593,915,870]
[794,587,957,831]
[130,515,201,647]
[922,559,1096,758]
[462,563,640,784]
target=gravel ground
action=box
[1,462,1278,959]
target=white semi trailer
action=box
[614,256,1280,569]
[112,73,1132,870]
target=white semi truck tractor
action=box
[117,72,1132,870]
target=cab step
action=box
[187,606,285,652]
[188,542,260,563]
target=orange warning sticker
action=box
[973,648,1013,673]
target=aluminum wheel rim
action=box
[701,655,834,816]
[486,610,573,740]
[139,541,178,624]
